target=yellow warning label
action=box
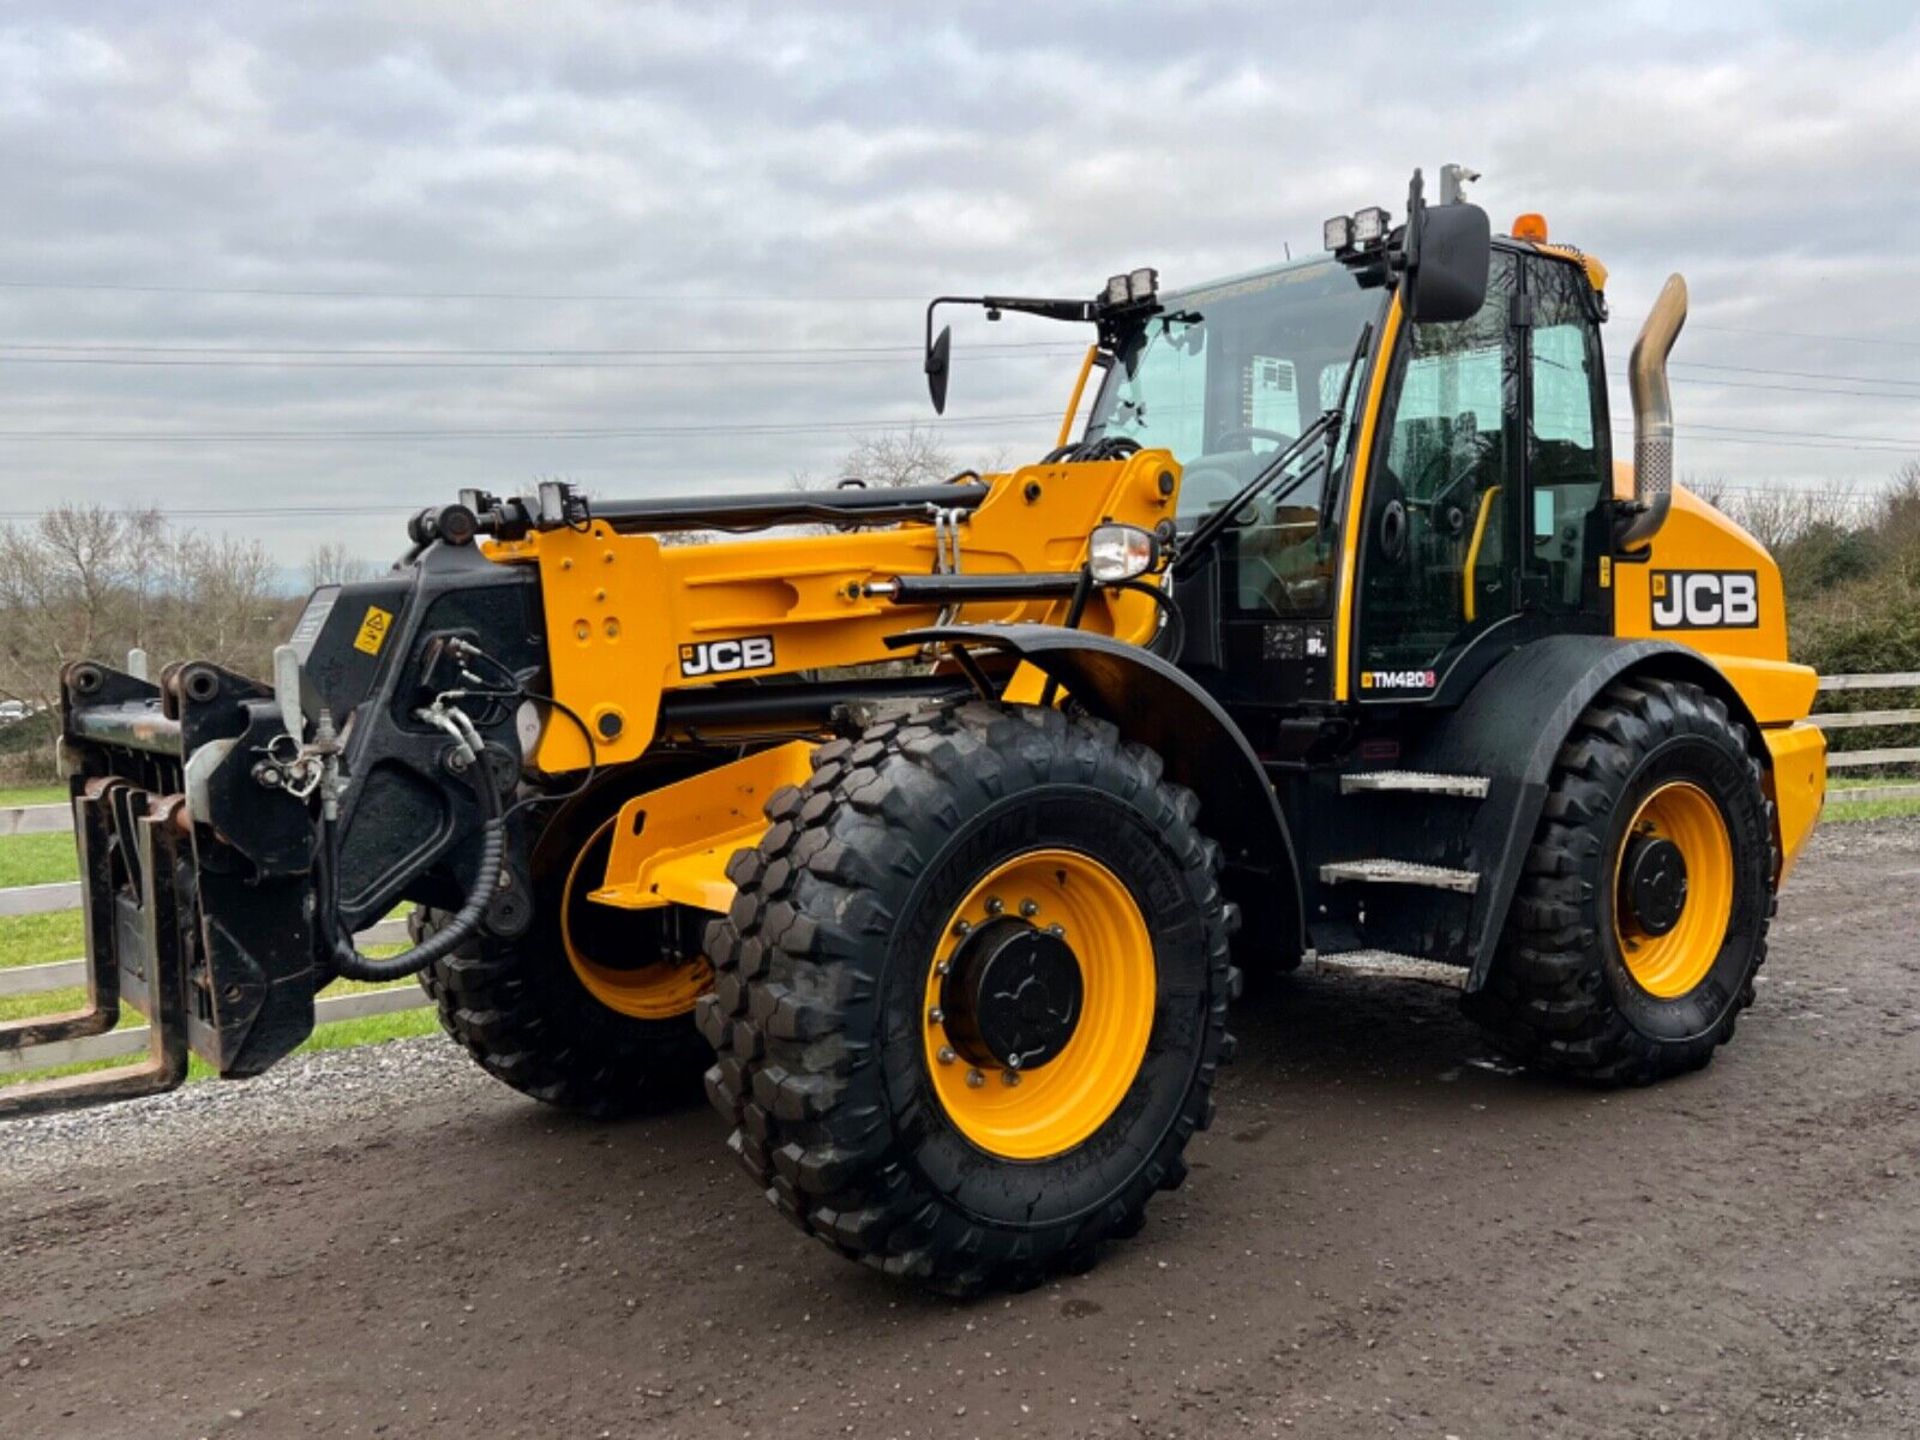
[1599,555,1613,589]
[353,605,394,656]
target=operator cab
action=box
[1082,214,1615,731]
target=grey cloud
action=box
[0,1,1914,567]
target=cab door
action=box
[1353,249,1521,700]
[1519,253,1612,621]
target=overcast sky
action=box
[0,1,1916,572]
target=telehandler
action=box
[9,166,1825,1291]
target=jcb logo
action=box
[679,634,776,678]
[1650,571,1760,630]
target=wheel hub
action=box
[1621,833,1688,937]
[940,917,1083,1072]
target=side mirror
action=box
[925,325,952,414]
[1405,202,1491,324]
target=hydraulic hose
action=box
[324,711,509,983]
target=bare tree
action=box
[0,505,148,709]
[1683,473,1730,511]
[0,505,283,718]
[306,540,371,590]
[793,427,961,491]
[1875,459,1920,580]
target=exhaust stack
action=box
[1619,273,1688,547]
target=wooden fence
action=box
[2,670,1916,1080]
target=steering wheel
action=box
[1405,436,1494,531]
[1211,426,1294,453]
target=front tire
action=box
[1466,676,1775,1084]
[700,702,1237,1292]
[418,778,714,1117]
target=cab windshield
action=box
[1084,257,1380,615]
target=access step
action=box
[1305,949,1467,988]
[1319,857,1481,894]
[1339,770,1489,799]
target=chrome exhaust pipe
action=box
[1619,273,1688,547]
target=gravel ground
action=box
[2,817,1916,1439]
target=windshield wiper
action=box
[1171,412,1339,576]
[1170,320,1374,578]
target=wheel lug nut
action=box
[966,1068,985,1088]
[937,1046,957,1065]
[1019,898,1038,918]
[928,1006,945,1025]
[1002,1070,1021,1087]
[984,896,1003,916]
[952,919,972,938]
[935,960,951,977]
[1047,923,1065,938]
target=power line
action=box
[1603,369,1920,403]
[0,353,1073,371]
[1675,359,1920,389]
[6,276,1916,357]
[0,340,1077,358]
[0,278,926,304]
[1691,322,1920,351]
[0,414,1900,454]
[0,411,1061,443]
[1608,423,1919,456]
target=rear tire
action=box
[418,778,713,1117]
[1465,676,1774,1084]
[700,701,1237,1292]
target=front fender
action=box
[889,624,1304,962]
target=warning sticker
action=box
[353,605,394,656]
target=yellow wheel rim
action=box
[562,817,712,1021]
[1612,781,1734,999]
[922,848,1156,1162]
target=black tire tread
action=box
[1465,676,1776,1085]
[416,799,712,1118]
[700,700,1237,1292]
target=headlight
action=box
[1104,273,1134,306]
[1323,215,1353,252]
[1087,523,1160,584]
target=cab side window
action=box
[1357,249,1518,677]
[1526,259,1607,609]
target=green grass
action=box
[0,911,84,969]
[0,833,78,889]
[1,970,434,1088]
[1826,796,1920,823]
[0,785,64,808]
[0,1007,442,1089]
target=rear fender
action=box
[1413,635,1782,988]
[890,624,1305,963]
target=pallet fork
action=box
[0,779,191,1118]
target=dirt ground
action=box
[3,817,1916,1440]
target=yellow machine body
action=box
[487,452,1174,774]
[486,450,1177,917]
[1608,475,1826,879]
